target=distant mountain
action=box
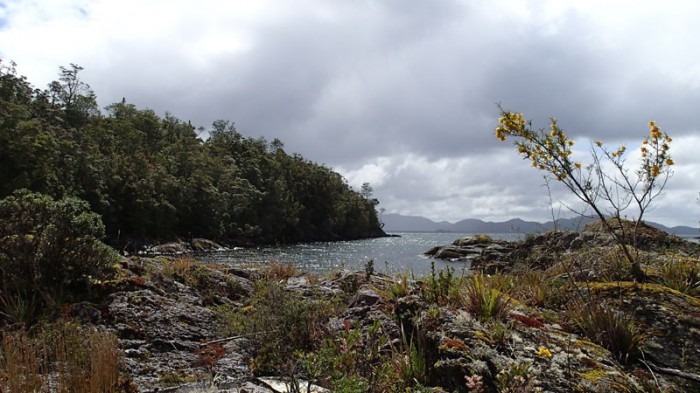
[381,213,699,236]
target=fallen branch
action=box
[647,362,700,382]
[199,334,245,347]
[199,329,280,347]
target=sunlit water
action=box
[195,232,523,277]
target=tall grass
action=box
[462,274,512,322]
[568,301,645,364]
[660,256,700,296]
[0,320,124,393]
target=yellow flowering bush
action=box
[495,107,674,281]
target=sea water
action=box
[196,232,523,277]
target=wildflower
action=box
[651,165,660,177]
[665,158,674,165]
[537,347,552,358]
[574,162,581,169]
[595,141,603,147]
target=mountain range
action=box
[381,213,699,237]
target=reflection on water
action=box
[196,232,523,277]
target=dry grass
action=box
[162,256,197,279]
[263,260,301,280]
[0,320,124,393]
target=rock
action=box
[191,238,224,251]
[349,288,383,307]
[145,241,190,255]
[99,258,255,392]
[434,246,469,260]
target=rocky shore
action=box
[43,222,700,392]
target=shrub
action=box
[0,190,119,323]
[216,278,339,374]
[423,261,461,306]
[495,109,674,281]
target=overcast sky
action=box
[1,0,699,228]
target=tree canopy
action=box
[0,60,384,247]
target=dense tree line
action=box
[0,60,384,248]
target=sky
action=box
[1,0,699,228]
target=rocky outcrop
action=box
[141,239,225,255]
[424,235,515,272]
[70,227,700,392]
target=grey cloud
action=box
[8,0,698,226]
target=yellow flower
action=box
[595,141,603,147]
[537,347,552,358]
[567,140,574,146]
[574,162,581,169]
[651,165,660,177]
[665,158,674,165]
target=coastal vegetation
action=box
[4,226,698,392]
[0,60,383,249]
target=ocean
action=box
[195,232,523,277]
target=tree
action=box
[495,108,674,281]
[360,182,373,199]
[47,64,98,129]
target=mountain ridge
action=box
[381,213,699,236]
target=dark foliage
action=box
[0,60,384,248]
[0,189,120,325]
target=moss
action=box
[573,339,610,358]
[472,234,493,242]
[586,282,700,308]
[579,369,608,382]
[159,371,197,384]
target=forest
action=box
[0,60,385,248]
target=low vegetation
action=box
[0,320,130,393]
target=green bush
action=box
[0,190,119,312]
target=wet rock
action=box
[426,235,516,274]
[191,238,224,251]
[145,241,191,255]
